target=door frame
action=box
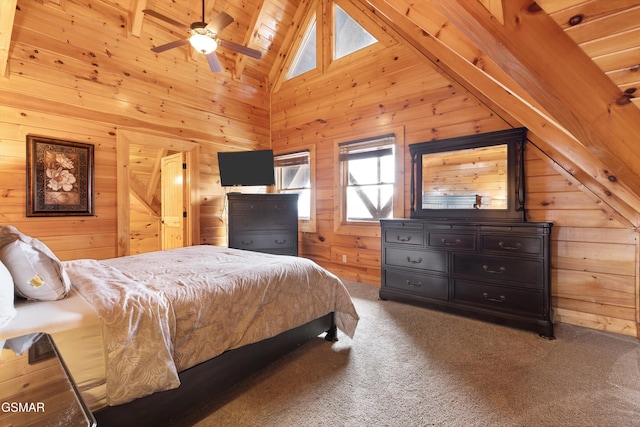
[117,129,200,257]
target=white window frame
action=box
[333,127,404,237]
[274,145,317,233]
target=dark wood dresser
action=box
[227,193,298,256]
[380,219,554,337]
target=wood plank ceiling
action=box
[4,1,637,102]
[2,0,640,224]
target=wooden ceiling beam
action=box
[427,0,640,212]
[131,0,147,37]
[234,0,266,79]
[0,0,17,78]
[478,0,505,25]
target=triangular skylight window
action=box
[333,4,377,60]
[286,15,317,80]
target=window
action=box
[339,135,395,222]
[274,151,311,220]
[286,15,317,80]
[333,4,377,60]
[284,2,380,83]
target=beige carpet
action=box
[167,280,640,427]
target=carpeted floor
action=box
[167,280,640,427]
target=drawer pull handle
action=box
[441,238,460,246]
[406,280,422,288]
[498,241,522,250]
[241,240,254,246]
[483,292,506,303]
[406,257,423,264]
[274,239,287,245]
[397,235,412,242]
[483,265,506,274]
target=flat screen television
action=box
[217,149,275,187]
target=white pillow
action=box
[0,260,17,327]
[0,240,69,301]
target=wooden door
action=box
[161,152,185,250]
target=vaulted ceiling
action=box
[1,0,639,225]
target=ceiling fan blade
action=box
[142,9,188,29]
[205,52,222,72]
[151,38,189,53]
[218,39,262,59]
[206,12,235,34]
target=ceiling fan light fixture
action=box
[190,33,217,54]
[189,22,217,54]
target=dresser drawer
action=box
[480,234,543,256]
[229,200,262,211]
[384,268,448,300]
[453,254,544,286]
[453,279,544,316]
[230,214,268,230]
[383,228,424,246]
[230,213,297,231]
[428,232,475,250]
[384,247,447,273]
[229,231,297,251]
[427,223,476,232]
[270,214,297,229]
[263,198,296,211]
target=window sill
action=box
[334,220,381,238]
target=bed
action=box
[0,226,359,426]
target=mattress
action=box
[0,289,99,341]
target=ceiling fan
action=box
[143,2,262,73]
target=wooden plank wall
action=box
[1,112,120,261]
[271,41,509,283]
[526,148,639,336]
[271,32,639,337]
[129,192,161,255]
[0,1,637,338]
[0,1,269,258]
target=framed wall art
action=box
[26,135,95,216]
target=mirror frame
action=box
[410,128,527,222]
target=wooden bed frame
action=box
[94,313,337,426]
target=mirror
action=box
[410,128,526,221]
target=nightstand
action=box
[0,333,96,427]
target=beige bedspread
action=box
[63,245,358,406]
